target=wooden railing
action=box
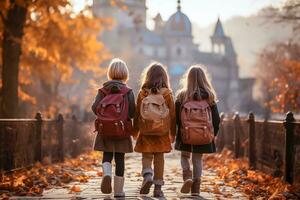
[216,111,300,184]
[0,113,93,171]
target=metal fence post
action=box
[248,112,256,169]
[57,114,64,162]
[284,111,295,184]
[71,115,80,158]
[35,112,42,162]
[217,113,225,152]
[234,112,240,158]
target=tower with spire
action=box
[153,13,163,33]
[92,0,255,112]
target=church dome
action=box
[165,1,192,36]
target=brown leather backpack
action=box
[139,88,170,136]
[180,100,214,145]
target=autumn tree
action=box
[0,0,28,118]
[0,0,111,118]
[255,42,300,114]
[263,0,300,36]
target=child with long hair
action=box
[91,58,135,198]
[175,65,220,196]
[134,63,176,197]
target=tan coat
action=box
[134,88,176,153]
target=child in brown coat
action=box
[134,63,176,197]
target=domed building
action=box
[92,0,255,112]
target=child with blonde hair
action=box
[134,63,176,197]
[175,65,220,196]
[92,58,135,198]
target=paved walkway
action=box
[10,152,248,199]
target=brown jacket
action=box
[134,88,176,153]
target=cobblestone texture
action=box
[10,152,248,199]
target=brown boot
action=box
[153,184,164,197]
[140,173,153,194]
[191,178,201,196]
[180,170,193,194]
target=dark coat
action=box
[175,90,220,154]
[91,80,135,153]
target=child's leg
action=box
[142,153,154,177]
[103,151,114,163]
[113,152,125,197]
[191,153,203,179]
[101,152,113,194]
[153,153,164,185]
[191,153,203,195]
[180,151,193,193]
[140,153,154,194]
[181,151,192,179]
[114,152,125,177]
[153,153,164,197]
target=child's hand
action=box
[132,134,138,140]
[132,132,139,140]
[169,135,175,143]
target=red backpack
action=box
[94,86,132,139]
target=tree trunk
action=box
[1,1,28,118]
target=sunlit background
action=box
[73,0,283,27]
[72,0,287,78]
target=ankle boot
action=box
[140,173,153,194]
[114,176,125,197]
[101,162,112,194]
[180,170,193,194]
[153,184,164,198]
[191,178,201,196]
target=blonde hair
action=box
[177,64,217,105]
[107,58,129,82]
[140,62,170,89]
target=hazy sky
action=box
[147,0,282,27]
[73,0,283,27]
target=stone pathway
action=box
[10,152,248,199]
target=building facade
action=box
[92,0,254,112]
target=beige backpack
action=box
[139,89,170,135]
[181,100,214,145]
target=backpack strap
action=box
[99,86,131,96]
[119,86,131,95]
[99,88,109,96]
[159,88,172,98]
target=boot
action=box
[101,162,112,194]
[191,178,201,196]
[180,170,193,194]
[153,184,164,198]
[114,176,125,197]
[140,173,153,194]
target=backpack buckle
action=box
[100,104,106,115]
[120,121,124,131]
[116,104,121,113]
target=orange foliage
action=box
[255,42,300,113]
[0,0,112,116]
[203,149,300,199]
[0,151,102,197]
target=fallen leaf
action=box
[70,185,81,193]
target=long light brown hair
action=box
[176,65,217,105]
[140,62,170,90]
